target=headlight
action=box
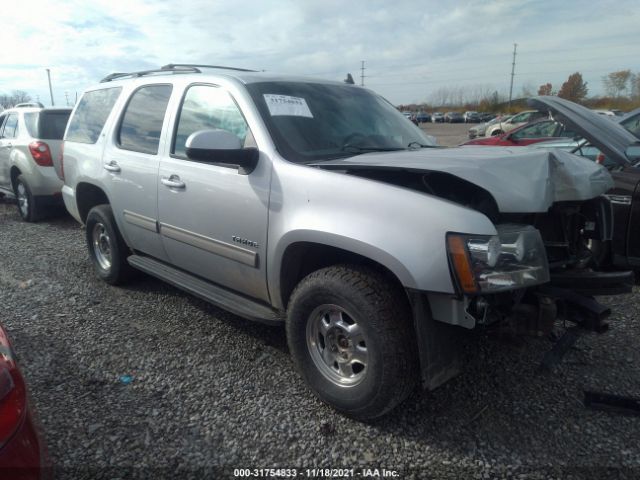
[447,225,549,294]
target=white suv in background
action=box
[0,104,72,221]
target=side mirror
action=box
[624,144,640,163]
[185,129,259,175]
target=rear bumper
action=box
[550,270,634,295]
[61,185,81,223]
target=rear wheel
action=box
[85,204,134,285]
[286,265,418,420]
[14,175,40,222]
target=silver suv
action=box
[61,65,631,419]
[0,104,71,221]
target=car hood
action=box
[312,147,613,213]
[528,96,639,165]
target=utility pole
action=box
[46,69,55,106]
[360,60,366,87]
[508,43,517,111]
[64,91,69,106]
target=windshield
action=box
[246,81,436,163]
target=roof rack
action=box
[100,63,258,83]
[15,102,45,108]
[100,65,201,83]
[161,63,258,73]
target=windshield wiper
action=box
[407,141,435,149]
[340,145,404,153]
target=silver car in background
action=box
[0,105,71,221]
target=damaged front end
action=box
[456,194,633,338]
[314,147,634,389]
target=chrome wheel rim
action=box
[16,182,29,217]
[306,304,368,387]
[92,223,113,271]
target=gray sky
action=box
[1,0,639,106]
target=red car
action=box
[462,119,578,146]
[0,324,49,479]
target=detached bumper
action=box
[550,270,634,296]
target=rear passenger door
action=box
[101,84,173,261]
[157,83,271,302]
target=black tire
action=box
[14,175,40,222]
[286,265,418,420]
[85,204,134,285]
[491,129,502,136]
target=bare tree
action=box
[0,90,33,109]
[602,70,632,97]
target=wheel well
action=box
[76,183,110,223]
[279,242,406,309]
[10,167,21,190]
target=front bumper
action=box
[550,269,634,296]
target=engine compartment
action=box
[346,168,612,271]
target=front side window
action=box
[66,87,122,144]
[2,114,19,139]
[511,120,557,139]
[172,85,250,157]
[118,85,172,155]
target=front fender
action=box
[267,159,497,309]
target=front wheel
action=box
[286,265,418,420]
[85,204,134,285]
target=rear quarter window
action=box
[66,87,122,144]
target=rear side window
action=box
[622,114,640,139]
[24,111,71,139]
[66,87,122,144]
[1,114,19,139]
[117,85,172,155]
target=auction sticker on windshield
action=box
[264,94,313,118]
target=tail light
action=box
[28,141,53,167]
[59,142,65,181]
[595,152,606,165]
[0,327,27,448]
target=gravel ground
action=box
[1,178,639,479]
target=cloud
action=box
[0,0,638,105]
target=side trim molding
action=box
[123,210,158,232]
[159,223,258,268]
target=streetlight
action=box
[46,69,54,106]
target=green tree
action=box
[602,70,632,97]
[537,83,553,96]
[557,72,588,103]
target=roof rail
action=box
[100,65,201,83]
[161,63,258,73]
[15,102,45,108]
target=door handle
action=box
[161,175,186,189]
[103,161,121,173]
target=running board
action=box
[127,255,283,325]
